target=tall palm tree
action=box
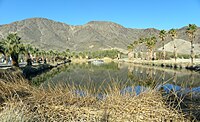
[37,50,43,63]
[144,36,157,60]
[159,30,167,60]
[127,44,134,52]
[45,51,50,63]
[133,41,139,59]
[34,47,40,63]
[127,43,134,59]
[186,24,197,65]
[0,33,25,67]
[41,50,47,63]
[25,44,34,65]
[127,40,141,59]
[168,29,177,63]
[0,41,6,59]
[138,38,145,59]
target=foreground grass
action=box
[0,74,195,122]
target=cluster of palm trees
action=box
[127,24,197,65]
[0,33,24,67]
[0,33,121,68]
[0,33,71,67]
[127,36,157,60]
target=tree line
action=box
[127,24,198,65]
[0,33,72,67]
[0,33,120,67]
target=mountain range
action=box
[0,18,200,53]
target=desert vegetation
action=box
[127,24,199,67]
[0,72,198,121]
[0,33,70,67]
[0,33,121,68]
[0,24,199,121]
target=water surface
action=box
[43,62,200,93]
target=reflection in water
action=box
[162,70,165,81]
[162,84,200,95]
[190,73,194,85]
[40,62,200,120]
[43,62,200,94]
[153,68,156,76]
[173,72,177,83]
[140,68,143,74]
[121,86,149,95]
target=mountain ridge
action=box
[0,18,199,52]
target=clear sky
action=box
[0,0,200,30]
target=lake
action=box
[42,62,200,94]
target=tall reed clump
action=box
[0,74,192,121]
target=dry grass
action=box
[0,74,195,122]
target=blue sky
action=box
[0,0,200,29]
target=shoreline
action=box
[114,58,200,72]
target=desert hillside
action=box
[0,18,199,53]
[158,39,200,55]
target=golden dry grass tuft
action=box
[0,74,193,122]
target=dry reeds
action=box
[0,74,194,122]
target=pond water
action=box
[42,62,200,94]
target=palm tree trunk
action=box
[162,40,165,60]
[162,71,165,81]
[26,53,32,66]
[140,51,143,60]
[174,39,177,63]
[146,52,148,60]
[153,52,156,60]
[191,37,195,65]
[173,72,177,82]
[135,52,138,59]
[4,55,8,64]
[150,49,153,60]
[11,53,19,67]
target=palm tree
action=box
[138,38,145,59]
[168,29,177,63]
[25,44,34,65]
[127,44,134,52]
[41,50,47,63]
[0,41,6,59]
[138,37,145,44]
[186,24,197,65]
[65,49,71,59]
[0,33,25,67]
[159,30,167,60]
[49,50,54,63]
[34,47,40,63]
[144,36,157,60]
[37,50,43,63]
[45,51,51,63]
[132,41,139,59]
[127,43,134,60]
[127,40,141,59]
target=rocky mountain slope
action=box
[0,18,199,52]
[158,39,200,54]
